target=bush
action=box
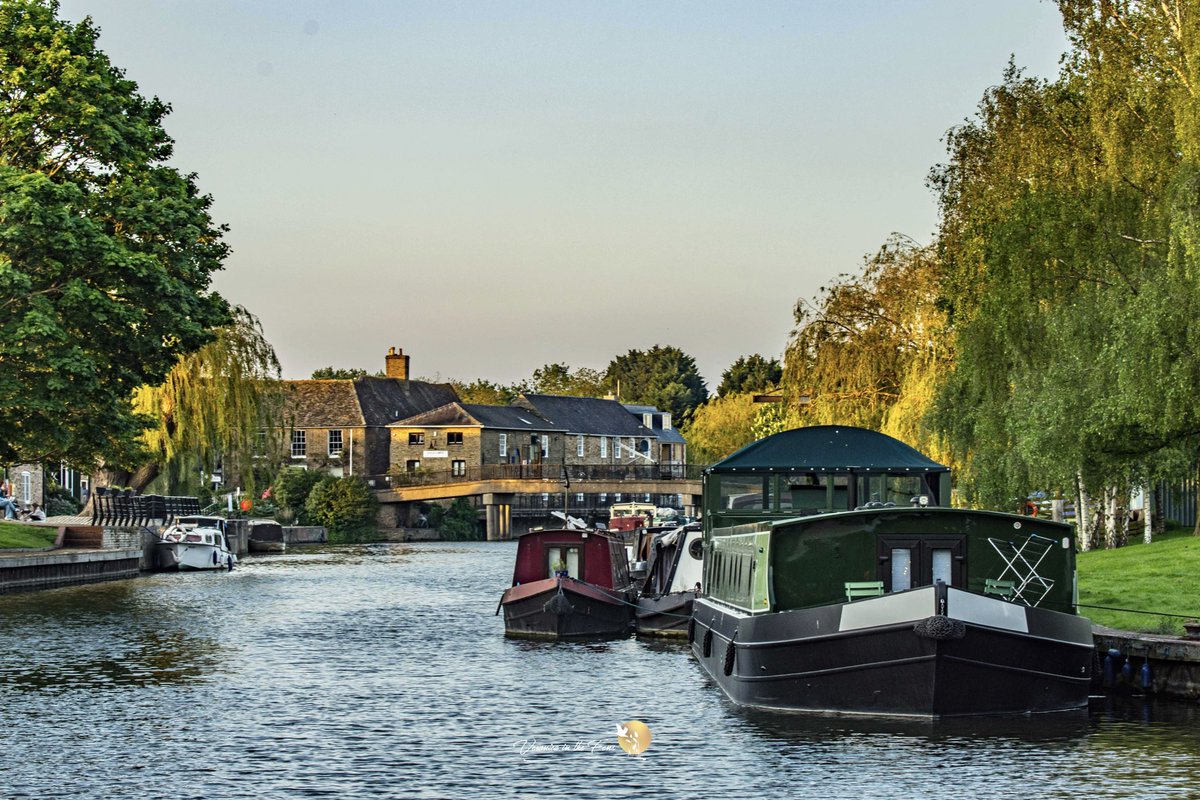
[428,498,482,541]
[272,467,324,524]
[304,476,380,543]
[44,478,81,517]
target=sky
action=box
[58,1,1069,389]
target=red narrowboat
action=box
[499,528,634,639]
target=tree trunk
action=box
[1194,456,1200,536]
[1143,480,1154,545]
[1103,486,1119,549]
[1077,477,1094,552]
[81,463,161,517]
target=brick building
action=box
[282,347,457,477]
[389,402,567,475]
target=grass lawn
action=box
[0,521,58,549]
[1077,524,1200,635]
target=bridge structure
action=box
[367,464,704,540]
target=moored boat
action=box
[247,519,286,553]
[153,515,238,571]
[499,527,634,639]
[691,426,1093,717]
[635,522,703,637]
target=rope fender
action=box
[913,615,966,641]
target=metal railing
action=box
[362,463,705,489]
[90,487,202,528]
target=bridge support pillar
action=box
[482,493,514,541]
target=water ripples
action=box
[0,542,1198,799]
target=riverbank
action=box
[1077,526,1200,635]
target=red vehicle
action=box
[498,528,633,639]
[606,502,654,533]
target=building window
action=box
[599,493,607,503]
[328,429,343,457]
[615,493,622,502]
[541,435,549,458]
[451,460,466,477]
[406,460,421,473]
[291,430,306,458]
[447,432,464,446]
[577,435,585,457]
[20,471,32,505]
[662,413,672,430]
[643,413,653,428]
[576,492,584,503]
[600,436,607,458]
[612,437,620,457]
[639,438,650,454]
[499,434,507,457]
[409,432,424,446]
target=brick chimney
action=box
[385,346,410,380]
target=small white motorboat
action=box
[154,516,237,571]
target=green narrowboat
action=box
[691,425,1093,717]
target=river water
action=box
[1,542,1198,799]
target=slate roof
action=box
[516,394,652,437]
[285,381,365,428]
[285,378,458,429]
[710,425,949,473]
[391,402,565,432]
[354,378,458,426]
[463,404,565,432]
[621,403,687,445]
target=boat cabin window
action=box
[890,547,913,591]
[546,545,581,579]
[184,533,202,543]
[719,476,766,510]
[878,535,964,591]
[777,474,850,514]
[856,474,933,507]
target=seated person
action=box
[27,504,46,522]
[0,496,16,520]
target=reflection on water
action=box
[0,542,1198,799]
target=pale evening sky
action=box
[58,1,1068,389]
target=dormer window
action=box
[643,413,653,428]
[662,413,671,430]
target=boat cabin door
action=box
[876,535,964,592]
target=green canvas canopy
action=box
[708,425,949,473]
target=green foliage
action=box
[1078,525,1200,635]
[272,467,323,524]
[426,497,481,540]
[682,393,761,465]
[717,355,782,397]
[311,367,376,379]
[929,6,1200,506]
[523,363,605,397]
[304,475,380,543]
[133,307,282,494]
[451,378,520,406]
[43,477,79,517]
[605,345,709,425]
[0,0,231,469]
[782,236,951,465]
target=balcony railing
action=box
[363,463,705,489]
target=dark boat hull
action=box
[501,577,632,639]
[691,586,1093,717]
[635,591,697,637]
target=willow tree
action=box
[102,307,283,495]
[782,235,952,463]
[932,2,1200,534]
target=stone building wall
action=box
[4,465,44,508]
